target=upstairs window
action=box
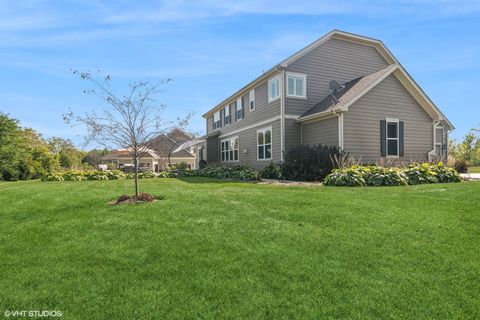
[257,127,272,160]
[224,105,231,125]
[235,98,244,120]
[221,137,239,162]
[249,89,255,111]
[268,77,280,102]
[213,111,221,130]
[287,73,306,98]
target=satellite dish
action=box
[329,80,343,94]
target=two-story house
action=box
[187,30,453,169]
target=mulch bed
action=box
[108,192,159,205]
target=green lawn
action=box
[0,179,479,319]
[468,166,480,173]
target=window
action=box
[268,77,280,102]
[257,127,272,160]
[287,73,306,98]
[221,137,239,162]
[213,111,221,130]
[386,119,399,157]
[235,98,244,120]
[249,89,255,111]
[224,105,231,125]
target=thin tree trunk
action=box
[133,150,139,197]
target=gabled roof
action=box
[299,65,396,119]
[148,134,194,158]
[297,64,454,130]
[203,29,398,118]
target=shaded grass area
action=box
[468,166,480,173]
[0,178,479,319]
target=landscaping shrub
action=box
[41,173,64,181]
[197,165,259,181]
[158,170,177,178]
[323,167,367,186]
[41,170,155,182]
[325,163,460,187]
[138,171,155,179]
[282,144,348,181]
[453,160,468,173]
[363,166,408,186]
[259,162,283,180]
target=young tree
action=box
[64,70,190,197]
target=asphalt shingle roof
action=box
[299,66,394,119]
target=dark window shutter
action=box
[220,109,223,128]
[380,120,386,157]
[399,121,404,157]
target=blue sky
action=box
[1,0,479,147]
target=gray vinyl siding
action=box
[343,74,434,163]
[301,116,339,147]
[285,38,389,116]
[205,76,282,168]
[219,119,281,170]
[206,78,280,135]
[285,118,301,149]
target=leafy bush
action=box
[453,160,468,173]
[323,167,366,186]
[105,170,126,180]
[176,169,197,177]
[158,170,176,178]
[363,166,408,186]
[63,171,87,181]
[197,165,259,181]
[282,145,347,182]
[41,173,64,181]
[259,162,283,180]
[325,163,460,187]
[41,169,154,182]
[138,170,155,179]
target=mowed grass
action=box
[0,178,479,319]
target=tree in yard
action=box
[64,70,191,197]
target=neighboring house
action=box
[101,129,197,171]
[183,30,453,169]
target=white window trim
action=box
[268,76,280,103]
[249,89,255,111]
[224,105,230,126]
[235,98,244,121]
[213,111,221,130]
[286,72,307,99]
[386,118,399,158]
[220,136,239,163]
[257,126,273,161]
[434,124,445,157]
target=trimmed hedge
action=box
[324,162,461,187]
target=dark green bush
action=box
[282,145,347,181]
[197,165,259,181]
[259,162,283,180]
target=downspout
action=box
[428,120,440,162]
[333,110,344,150]
[276,65,286,162]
